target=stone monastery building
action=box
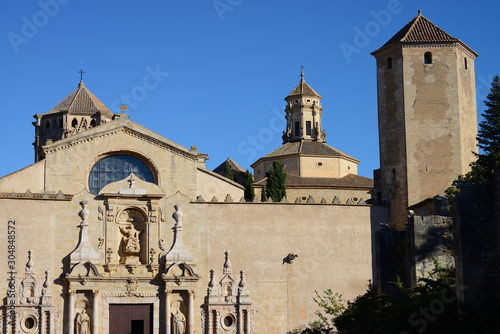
[0,11,477,334]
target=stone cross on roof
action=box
[79,60,85,81]
[120,104,128,114]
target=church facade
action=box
[0,11,478,334]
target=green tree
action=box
[223,161,234,181]
[447,75,500,198]
[243,170,255,201]
[260,185,267,202]
[471,75,500,181]
[265,161,287,202]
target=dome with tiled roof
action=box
[252,70,367,189]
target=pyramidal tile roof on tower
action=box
[287,71,322,99]
[44,81,114,118]
[255,141,359,163]
[372,10,477,56]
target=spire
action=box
[69,201,101,264]
[223,250,232,274]
[164,204,194,265]
[26,250,35,275]
[287,69,321,99]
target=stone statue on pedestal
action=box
[76,309,90,334]
[173,309,186,334]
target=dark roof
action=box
[213,157,246,175]
[384,12,457,48]
[44,81,114,118]
[373,11,476,56]
[287,71,321,99]
[255,173,373,189]
[260,141,358,162]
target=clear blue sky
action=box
[1,0,499,179]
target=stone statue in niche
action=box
[173,309,186,334]
[119,223,141,255]
[76,309,90,334]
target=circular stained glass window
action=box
[88,154,155,195]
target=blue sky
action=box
[1,0,499,179]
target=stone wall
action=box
[453,169,500,311]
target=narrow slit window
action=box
[306,121,312,136]
[424,52,432,64]
[386,57,392,70]
[294,121,300,137]
[464,57,468,70]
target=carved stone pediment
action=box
[99,173,165,198]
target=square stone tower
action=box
[372,11,478,229]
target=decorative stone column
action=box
[68,290,75,334]
[165,289,171,334]
[188,290,194,334]
[92,290,99,334]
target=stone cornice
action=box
[43,126,197,162]
[372,41,478,59]
[0,190,72,200]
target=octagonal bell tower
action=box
[282,71,326,143]
[372,11,478,229]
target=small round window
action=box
[25,317,35,329]
[88,154,155,195]
[21,315,37,332]
[221,313,236,330]
[317,162,323,167]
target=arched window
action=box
[59,119,63,128]
[71,118,78,128]
[45,121,50,129]
[88,154,155,195]
[464,57,468,70]
[386,57,392,70]
[424,52,432,64]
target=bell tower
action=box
[372,11,478,228]
[33,80,115,162]
[282,70,326,143]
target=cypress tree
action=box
[265,161,287,202]
[243,170,255,201]
[223,161,234,181]
[260,185,267,202]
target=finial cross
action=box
[79,61,85,81]
[120,104,128,114]
[300,65,304,71]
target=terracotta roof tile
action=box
[45,81,114,118]
[261,141,357,161]
[382,12,458,49]
[287,71,321,99]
